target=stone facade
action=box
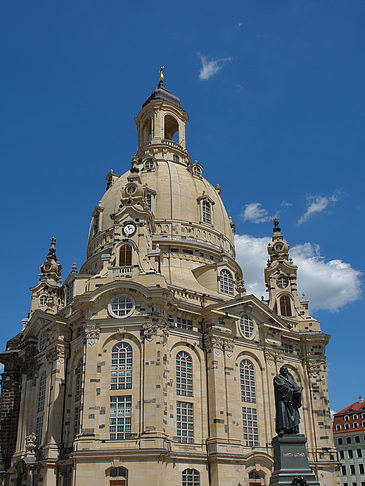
[0,76,340,486]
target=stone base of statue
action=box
[269,435,320,486]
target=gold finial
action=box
[159,66,164,82]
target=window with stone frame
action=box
[146,193,152,212]
[35,415,44,447]
[119,244,132,267]
[177,401,194,443]
[108,467,128,486]
[109,396,132,440]
[279,295,292,316]
[242,406,259,446]
[240,314,254,338]
[176,316,193,330]
[176,351,193,397]
[182,469,200,486]
[219,269,234,295]
[240,359,256,403]
[37,372,47,413]
[202,199,212,224]
[92,212,99,237]
[111,343,133,390]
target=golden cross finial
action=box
[159,66,164,82]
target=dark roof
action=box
[142,81,181,108]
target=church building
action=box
[0,72,339,486]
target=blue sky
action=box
[1,1,364,413]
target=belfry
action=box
[0,72,338,486]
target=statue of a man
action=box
[274,366,303,436]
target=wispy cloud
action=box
[298,193,340,225]
[198,54,233,81]
[237,22,244,28]
[235,234,362,312]
[242,202,273,224]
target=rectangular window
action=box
[281,342,294,354]
[340,451,345,460]
[350,465,355,475]
[177,401,194,444]
[37,373,47,413]
[357,449,362,458]
[66,281,74,306]
[109,396,132,440]
[338,438,343,445]
[356,436,360,443]
[349,450,354,458]
[242,407,259,447]
[35,415,43,447]
[348,437,352,444]
[359,464,364,474]
[177,317,193,331]
[73,407,80,437]
[342,466,347,475]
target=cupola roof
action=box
[142,66,181,108]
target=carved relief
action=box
[25,432,37,454]
[46,344,65,364]
[83,325,100,347]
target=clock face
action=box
[123,223,136,237]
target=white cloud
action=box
[235,234,362,312]
[198,54,233,81]
[242,202,272,223]
[281,200,293,208]
[237,22,244,28]
[298,193,339,225]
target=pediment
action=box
[205,294,290,331]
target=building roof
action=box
[334,397,365,416]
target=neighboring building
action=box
[333,397,365,486]
[0,76,339,486]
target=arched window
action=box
[335,424,341,430]
[40,295,47,306]
[353,422,358,428]
[182,469,200,486]
[111,343,133,390]
[75,359,83,402]
[119,244,132,267]
[109,466,128,486]
[92,213,99,237]
[344,423,350,429]
[220,269,234,295]
[38,372,47,412]
[202,200,211,224]
[193,166,201,176]
[164,115,179,141]
[176,351,193,397]
[240,360,256,403]
[142,118,152,144]
[279,295,292,316]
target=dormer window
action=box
[193,165,202,177]
[144,158,154,170]
[92,213,99,237]
[219,269,234,295]
[202,200,211,224]
[173,154,179,162]
[119,244,132,267]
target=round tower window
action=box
[277,276,289,288]
[240,314,254,338]
[126,185,136,195]
[109,295,135,318]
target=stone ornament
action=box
[25,432,37,454]
[83,324,100,347]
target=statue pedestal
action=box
[269,435,320,486]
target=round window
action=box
[109,295,135,318]
[126,185,136,195]
[240,314,254,338]
[277,276,289,288]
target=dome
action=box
[91,161,234,250]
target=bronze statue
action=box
[274,366,303,436]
